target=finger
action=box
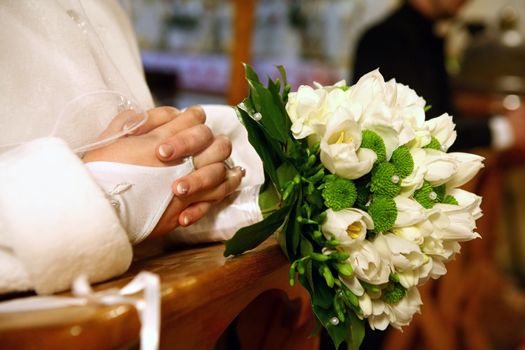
[97,109,140,140]
[179,201,213,227]
[154,105,206,139]
[184,166,245,202]
[173,162,227,196]
[131,106,180,135]
[157,124,214,162]
[149,196,186,238]
[192,135,232,169]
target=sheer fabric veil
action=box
[0,0,152,155]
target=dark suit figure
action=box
[352,1,491,150]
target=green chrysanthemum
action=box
[390,145,414,179]
[361,129,386,163]
[367,196,397,233]
[433,184,446,202]
[382,282,407,305]
[370,162,401,197]
[322,175,357,211]
[424,136,442,151]
[443,194,459,205]
[413,181,440,209]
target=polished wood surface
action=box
[0,237,318,350]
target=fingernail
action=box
[176,182,188,195]
[158,144,174,159]
[239,166,246,177]
[182,215,191,226]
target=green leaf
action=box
[312,267,334,309]
[277,162,299,190]
[304,259,315,293]
[224,205,291,256]
[276,65,291,102]
[346,312,366,350]
[244,63,261,84]
[284,190,302,258]
[300,238,314,256]
[244,65,289,143]
[312,304,350,350]
[236,107,280,189]
[258,182,281,217]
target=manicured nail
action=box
[239,166,246,177]
[176,182,188,195]
[158,144,174,159]
[182,215,191,226]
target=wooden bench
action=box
[0,237,319,349]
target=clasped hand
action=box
[83,105,245,238]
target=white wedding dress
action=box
[0,0,263,295]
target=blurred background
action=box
[121,0,525,349]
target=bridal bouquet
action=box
[224,65,483,349]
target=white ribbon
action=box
[0,271,160,350]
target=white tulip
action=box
[432,203,481,242]
[448,188,483,220]
[344,240,391,286]
[446,152,485,188]
[365,287,423,331]
[383,287,423,330]
[319,107,376,179]
[374,234,430,288]
[423,149,458,186]
[425,113,457,151]
[400,148,427,196]
[286,81,350,140]
[394,196,427,227]
[321,208,374,246]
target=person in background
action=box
[352,0,525,151]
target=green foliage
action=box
[443,194,459,205]
[361,129,387,163]
[322,175,357,211]
[390,145,414,179]
[224,205,291,256]
[424,136,442,151]
[370,162,401,197]
[381,282,407,305]
[368,196,397,233]
[413,181,440,209]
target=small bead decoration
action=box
[253,112,262,121]
[391,175,400,184]
[329,317,340,326]
[429,191,438,200]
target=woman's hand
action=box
[83,105,245,237]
